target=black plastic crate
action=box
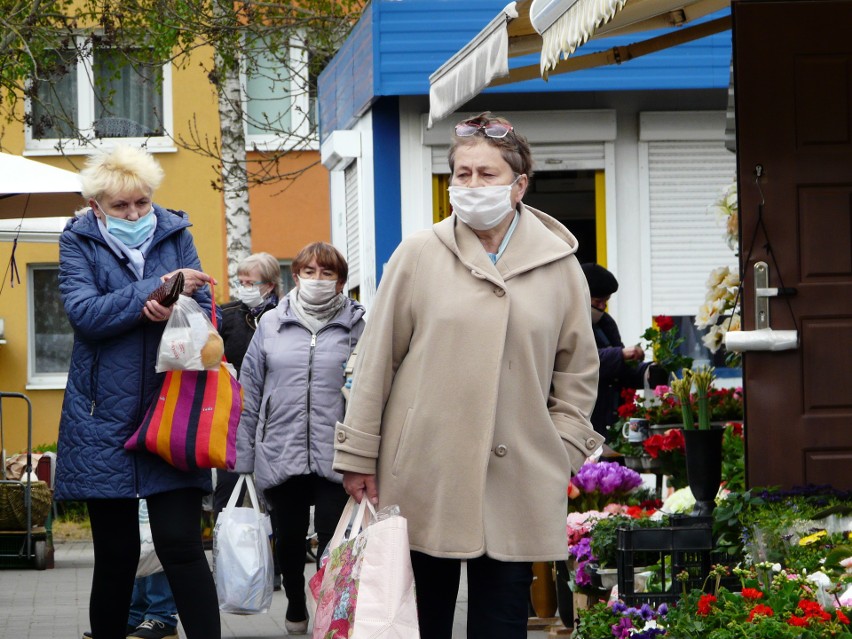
[616,518,713,607]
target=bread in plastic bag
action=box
[156,295,223,372]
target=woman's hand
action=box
[342,472,379,506]
[161,268,216,295]
[622,344,645,362]
[143,299,172,323]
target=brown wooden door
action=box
[733,0,852,490]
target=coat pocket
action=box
[391,407,415,478]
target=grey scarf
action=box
[288,289,346,334]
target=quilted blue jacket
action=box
[54,206,214,501]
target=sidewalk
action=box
[0,541,560,638]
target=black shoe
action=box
[273,573,282,591]
[127,620,178,639]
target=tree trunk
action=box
[214,0,251,297]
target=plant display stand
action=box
[616,516,713,607]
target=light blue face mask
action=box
[97,202,156,248]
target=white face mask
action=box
[298,278,338,305]
[448,180,517,231]
[237,285,265,308]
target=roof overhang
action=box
[428,0,731,127]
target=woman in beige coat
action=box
[333,112,604,639]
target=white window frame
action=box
[24,35,175,156]
[242,32,317,152]
[27,264,72,389]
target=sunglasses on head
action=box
[454,120,514,139]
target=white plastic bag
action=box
[212,474,274,614]
[136,499,163,578]
[156,295,218,372]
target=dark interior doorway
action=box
[523,169,597,264]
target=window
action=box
[243,33,316,151]
[26,36,173,153]
[279,261,296,295]
[28,265,73,388]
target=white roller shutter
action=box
[648,141,737,316]
[344,161,360,288]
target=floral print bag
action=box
[309,498,420,639]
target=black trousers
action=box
[264,474,349,621]
[411,552,533,639]
[87,488,220,639]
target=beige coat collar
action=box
[432,204,579,286]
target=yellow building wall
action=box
[0,50,227,456]
[0,242,67,454]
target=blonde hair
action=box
[80,146,165,200]
[237,252,283,297]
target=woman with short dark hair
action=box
[235,241,365,634]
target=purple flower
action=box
[611,617,634,639]
[573,461,643,495]
[612,601,628,614]
[574,559,593,587]
[657,603,668,616]
[638,604,654,621]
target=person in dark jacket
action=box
[213,251,283,589]
[582,263,667,440]
[235,241,366,635]
[55,146,219,639]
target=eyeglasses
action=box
[238,280,267,288]
[454,120,514,139]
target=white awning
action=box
[428,3,519,127]
[428,0,731,127]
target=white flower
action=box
[696,300,724,328]
[661,487,695,514]
[706,266,731,289]
[702,324,726,352]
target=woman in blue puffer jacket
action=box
[56,146,219,639]
[235,241,365,634]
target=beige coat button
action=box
[336,431,347,443]
[494,444,508,457]
[494,288,506,297]
[585,437,598,449]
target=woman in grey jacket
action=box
[235,242,365,634]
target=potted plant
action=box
[670,366,725,516]
[587,514,665,591]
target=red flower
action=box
[741,588,763,600]
[747,604,774,622]
[798,599,831,621]
[787,615,809,627]
[618,402,638,419]
[697,594,716,616]
[728,422,744,437]
[660,428,685,452]
[837,610,850,625]
[643,435,663,459]
[654,315,675,332]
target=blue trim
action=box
[371,97,402,285]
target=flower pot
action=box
[554,560,574,628]
[641,455,663,471]
[529,561,557,618]
[624,455,644,471]
[649,423,683,435]
[592,566,619,591]
[683,426,724,517]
